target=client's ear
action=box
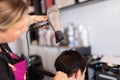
[74,69,81,79]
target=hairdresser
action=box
[0,0,68,80]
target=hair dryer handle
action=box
[29,21,49,30]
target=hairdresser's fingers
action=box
[53,71,68,80]
[29,15,48,25]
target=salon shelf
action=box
[35,45,88,49]
[30,44,91,56]
[57,0,106,10]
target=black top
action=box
[0,43,15,80]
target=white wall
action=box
[60,0,120,56]
[8,33,29,55]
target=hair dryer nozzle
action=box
[55,31,64,43]
[47,5,64,43]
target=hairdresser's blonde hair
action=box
[0,0,28,31]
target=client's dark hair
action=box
[55,50,87,77]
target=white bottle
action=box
[67,23,75,47]
[79,24,89,47]
[74,27,82,47]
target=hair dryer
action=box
[29,5,64,43]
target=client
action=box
[55,50,87,80]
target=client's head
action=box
[55,50,87,80]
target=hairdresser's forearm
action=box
[29,15,48,25]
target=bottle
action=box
[74,27,82,47]
[79,24,89,47]
[67,23,75,47]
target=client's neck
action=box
[68,76,76,80]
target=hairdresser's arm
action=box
[29,15,48,25]
[53,71,68,80]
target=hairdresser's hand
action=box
[29,15,48,29]
[53,71,68,80]
[29,15,48,25]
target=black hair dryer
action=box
[29,5,64,43]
